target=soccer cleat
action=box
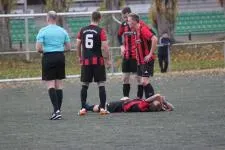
[50,110,62,120]
[99,108,110,115]
[120,97,129,101]
[78,108,87,116]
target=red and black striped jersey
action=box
[135,23,156,65]
[77,24,107,65]
[118,21,137,60]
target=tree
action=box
[45,0,72,27]
[149,0,178,42]
[99,0,125,47]
[0,0,16,51]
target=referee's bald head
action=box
[47,11,57,21]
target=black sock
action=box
[48,88,59,112]
[137,85,144,99]
[56,89,63,110]
[81,85,88,109]
[144,83,155,98]
[99,86,106,109]
[123,84,130,97]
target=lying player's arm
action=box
[35,42,43,53]
[145,94,161,103]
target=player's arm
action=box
[145,94,161,103]
[142,27,158,62]
[117,24,125,56]
[101,29,111,66]
[76,31,82,64]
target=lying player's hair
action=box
[92,11,101,22]
[127,13,140,23]
[149,101,161,112]
[122,7,131,14]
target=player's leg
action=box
[122,73,130,99]
[121,59,131,99]
[141,62,155,98]
[79,65,92,116]
[46,80,61,120]
[94,65,109,115]
[136,67,143,99]
[42,53,61,120]
[55,53,65,111]
[55,80,63,111]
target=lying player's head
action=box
[47,11,57,24]
[121,7,131,22]
[91,11,101,23]
[149,100,162,112]
[127,13,140,30]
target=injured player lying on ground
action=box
[85,93,174,113]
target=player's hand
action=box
[77,57,83,65]
[120,45,125,57]
[105,59,112,69]
[144,53,153,62]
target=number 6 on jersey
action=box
[85,34,93,48]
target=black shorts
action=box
[42,52,65,81]
[81,65,106,82]
[137,60,154,77]
[122,58,137,73]
[106,101,124,113]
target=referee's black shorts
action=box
[122,58,137,73]
[137,60,154,77]
[42,52,65,81]
[81,65,106,83]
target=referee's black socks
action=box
[144,83,155,98]
[81,85,88,109]
[56,89,63,110]
[48,88,59,112]
[123,84,130,97]
[99,86,106,109]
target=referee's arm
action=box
[36,30,44,53]
[36,42,43,53]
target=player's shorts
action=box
[137,60,154,77]
[106,101,124,113]
[122,58,137,73]
[42,52,65,81]
[81,65,106,82]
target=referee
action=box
[36,11,71,120]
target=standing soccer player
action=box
[76,11,111,115]
[127,13,158,98]
[36,11,71,120]
[117,7,143,100]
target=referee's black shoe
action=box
[50,110,62,120]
